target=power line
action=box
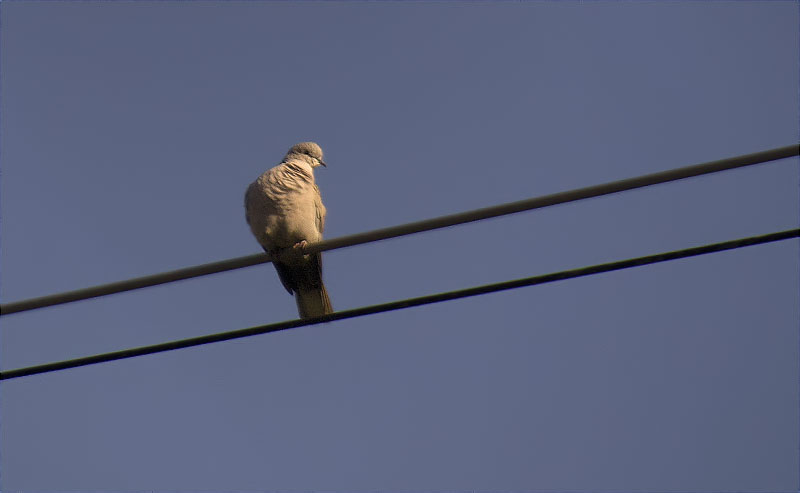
[2,228,796,381]
[1,144,797,316]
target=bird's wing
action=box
[268,247,324,291]
[265,247,295,295]
[311,185,326,287]
[314,184,326,234]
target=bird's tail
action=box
[295,283,333,319]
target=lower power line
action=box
[1,228,797,381]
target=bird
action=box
[245,142,333,319]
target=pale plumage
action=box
[245,142,332,318]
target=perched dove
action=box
[245,142,333,319]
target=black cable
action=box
[2,228,796,381]
[2,144,797,316]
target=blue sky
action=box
[1,1,798,491]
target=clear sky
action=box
[1,1,798,491]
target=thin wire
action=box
[1,144,797,316]
[2,228,796,381]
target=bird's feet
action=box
[276,240,310,264]
[293,240,309,255]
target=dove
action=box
[245,142,333,319]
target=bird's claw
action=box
[293,240,309,255]
[274,241,310,264]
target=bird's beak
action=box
[320,160,327,167]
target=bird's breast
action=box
[246,168,323,249]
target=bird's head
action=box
[286,142,326,168]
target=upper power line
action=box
[1,228,797,380]
[1,144,797,316]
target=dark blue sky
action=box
[1,1,798,490]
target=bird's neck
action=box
[280,159,315,183]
